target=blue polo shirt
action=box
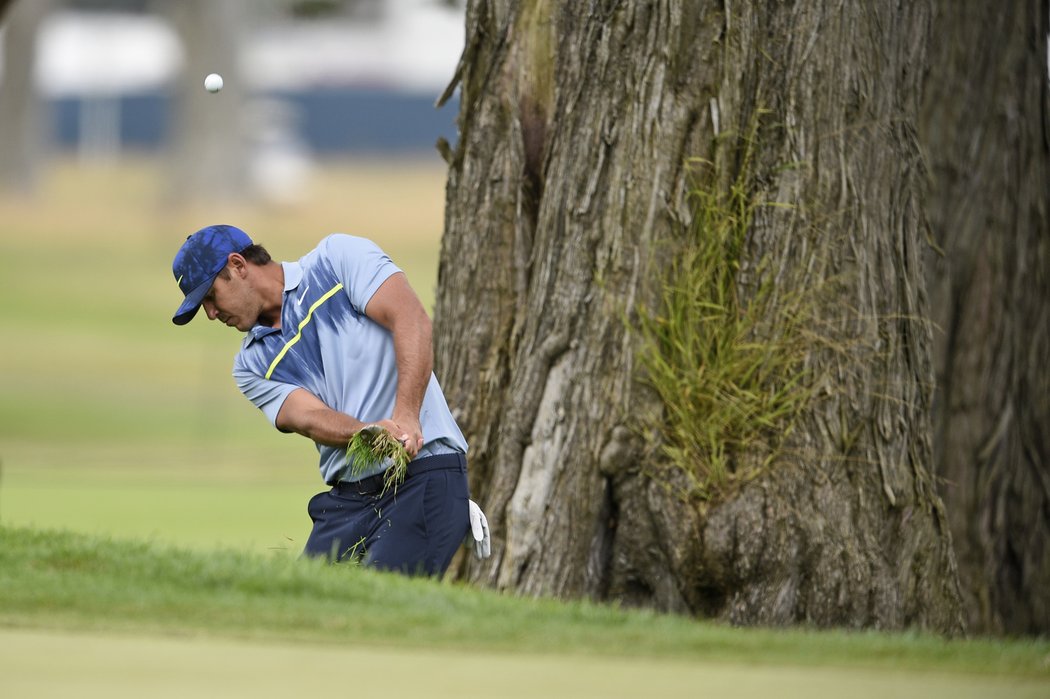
[232,234,467,484]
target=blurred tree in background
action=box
[162,0,249,204]
[0,0,54,194]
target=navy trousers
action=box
[303,452,470,576]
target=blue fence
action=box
[50,87,461,155]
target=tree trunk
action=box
[921,0,1050,636]
[0,0,52,194]
[165,0,249,204]
[0,1,17,23]
[435,0,963,633]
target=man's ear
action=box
[227,252,248,277]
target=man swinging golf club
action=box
[171,224,489,575]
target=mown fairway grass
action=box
[2,159,1048,697]
[1,526,1048,698]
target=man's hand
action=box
[367,418,420,458]
[390,413,424,458]
[468,500,491,560]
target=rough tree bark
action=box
[921,0,1050,636]
[435,0,963,632]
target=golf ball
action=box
[204,73,223,93]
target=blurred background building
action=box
[0,0,465,202]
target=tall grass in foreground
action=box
[2,526,1048,677]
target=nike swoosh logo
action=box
[296,285,310,306]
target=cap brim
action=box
[172,276,215,325]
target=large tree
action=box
[921,0,1050,635]
[434,1,962,632]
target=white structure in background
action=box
[245,97,314,207]
[243,1,464,92]
[34,12,181,163]
[1,0,464,201]
[26,1,463,93]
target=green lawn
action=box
[1,527,1047,698]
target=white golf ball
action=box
[204,73,224,93]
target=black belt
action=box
[330,452,465,496]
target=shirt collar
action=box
[245,260,300,345]
[282,260,303,292]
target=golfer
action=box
[170,224,489,575]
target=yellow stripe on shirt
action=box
[265,282,344,379]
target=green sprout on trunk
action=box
[636,111,820,502]
[346,425,410,495]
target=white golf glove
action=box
[467,500,491,560]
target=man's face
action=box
[201,264,261,332]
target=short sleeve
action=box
[234,364,299,428]
[322,234,401,314]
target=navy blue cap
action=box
[172,224,253,325]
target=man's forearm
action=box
[391,315,433,423]
[362,271,435,452]
[276,388,366,447]
[294,407,367,448]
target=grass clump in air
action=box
[346,425,410,494]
